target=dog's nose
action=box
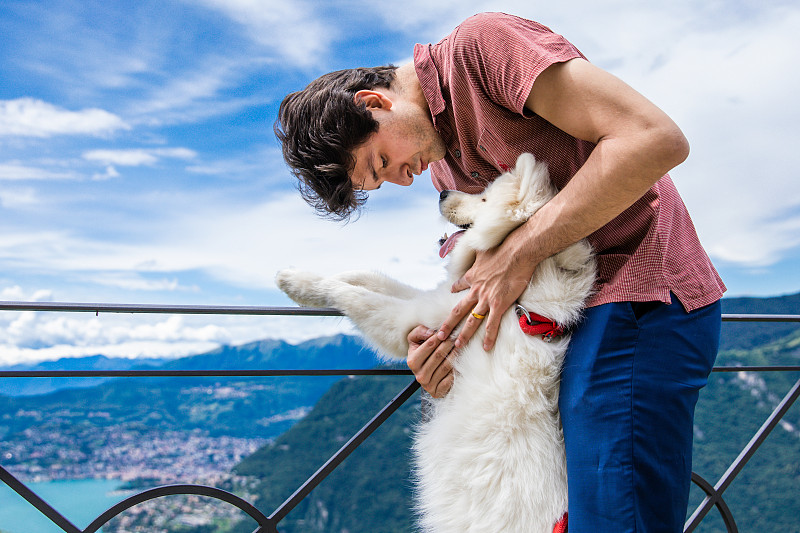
[439,190,451,202]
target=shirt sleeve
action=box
[449,13,586,115]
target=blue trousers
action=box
[559,295,721,532]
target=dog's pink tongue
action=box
[439,230,465,258]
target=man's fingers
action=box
[408,333,441,372]
[437,294,478,341]
[408,331,451,376]
[408,325,435,346]
[482,312,502,351]
[432,372,454,398]
[426,341,453,390]
[454,310,486,348]
[450,275,469,293]
[409,335,455,397]
[436,302,466,340]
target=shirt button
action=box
[471,171,480,178]
[454,149,461,158]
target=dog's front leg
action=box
[276,269,422,360]
[330,270,422,300]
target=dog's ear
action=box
[513,153,557,215]
[513,153,537,179]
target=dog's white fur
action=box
[276,154,595,532]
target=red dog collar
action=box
[553,512,568,532]
[515,304,565,341]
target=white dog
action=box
[276,153,596,532]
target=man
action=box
[275,12,726,532]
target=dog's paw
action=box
[275,269,330,307]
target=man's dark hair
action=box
[274,66,398,221]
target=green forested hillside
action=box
[720,292,800,350]
[688,329,800,532]
[232,376,421,533]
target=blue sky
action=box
[1,0,799,364]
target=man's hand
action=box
[407,325,456,398]
[436,230,538,352]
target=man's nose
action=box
[385,166,413,186]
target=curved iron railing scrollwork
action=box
[82,484,272,533]
[0,302,798,533]
[689,472,739,533]
[2,457,277,533]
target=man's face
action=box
[350,99,446,191]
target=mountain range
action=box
[0,334,388,397]
[0,335,388,461]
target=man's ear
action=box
[354,90,393,110]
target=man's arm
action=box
[436,58,690,350]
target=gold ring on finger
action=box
[471,309,486,320]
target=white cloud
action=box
[145,188,450,292]
[0,187,38,208]
[126,57,263,126]
[0,313,227,365]
[190,0,335,67]
[0,286,53,302]
[84,150,157,166]
[0,162,80,181]
[0,285,226,364]
[0,317,353,366]
[87,272,197,292]
[0,284,353,365]
[627,7,800,267]
[82,147,197,166]
[0,98,130,138]
[4,7,259,129]
[0,181,448,292]
[91,165,121,181]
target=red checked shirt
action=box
[414,12,726,311]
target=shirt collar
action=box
[413,43,446,125]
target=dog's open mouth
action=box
[438,229,466,258]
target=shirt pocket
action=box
[477,128,517,174]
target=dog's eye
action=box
[481,198,486,202]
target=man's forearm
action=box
[507,125,689,268]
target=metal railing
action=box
[0,301,798,533]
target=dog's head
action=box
[437,153,557,275]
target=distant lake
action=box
[0,478,126,533]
